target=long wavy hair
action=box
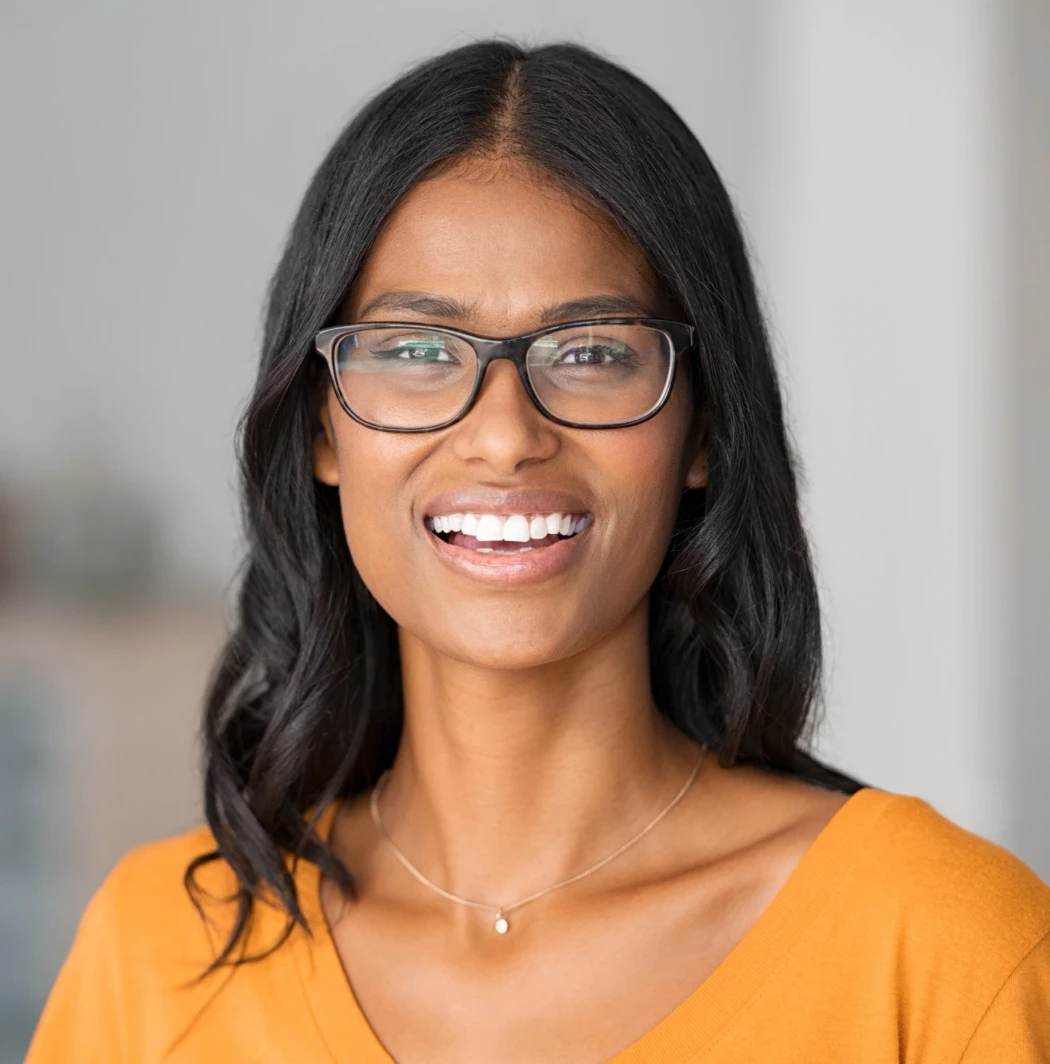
[185,37,866,979]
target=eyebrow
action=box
[355,291,657,327]
[357,291,470,320]
[539,295,656,324]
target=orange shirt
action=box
[25,786,1050,1062]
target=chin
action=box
[436,624,596,672]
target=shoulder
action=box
[84,821,243,970]
[838,787,1050,989]
[704,768,1050,950]
[103,819,222,901]
[26,822,251,1063]
[835,788,1050,1052]
[857,788,1050,930]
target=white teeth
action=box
[428,510,591,543]
[475,514,506,542]
[502,514,531,542]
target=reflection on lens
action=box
[330,322,674,429]
[335,327,476,428]
[527,324,672,425]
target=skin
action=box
[312,157,849,1063]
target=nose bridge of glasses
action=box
[472,333,532,364]
[467,333,533,390]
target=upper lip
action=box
[421,487,592,517]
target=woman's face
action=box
[314,158,707,669]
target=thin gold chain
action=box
[369,746,706,922]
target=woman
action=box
[27,39,1050,1063]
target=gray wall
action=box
[1005,0,1050,877]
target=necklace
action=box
[368,746,706,935]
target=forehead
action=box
[344,158,660,326]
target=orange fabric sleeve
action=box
[957,930,1050,1063]
[25,869,130,1063]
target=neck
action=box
[375,599,705,909]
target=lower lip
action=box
[424,522,592,588]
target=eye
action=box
[372,338,459,362]
[555,342,630,365]
[541,336,640,370]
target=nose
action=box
[447,357,560,473]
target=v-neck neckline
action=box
[291,784,895,1064]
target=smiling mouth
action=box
[425,511,593,554]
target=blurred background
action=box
[1,0,1047,1057]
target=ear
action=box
[313,391,341,487]
[684,441,708,490]
[682,407,709,490]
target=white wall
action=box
[744,0,1049,875]
[748,1,1010,841]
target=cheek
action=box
[329,425,420,603]
[603,363,693,506]
[597,419,689,573]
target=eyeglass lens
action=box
[332,323,674,429]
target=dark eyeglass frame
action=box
[313,316,696,433]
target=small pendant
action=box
[494,913,509,934]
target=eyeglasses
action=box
[313,317,696,432]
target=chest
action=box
[322,865,778,1064]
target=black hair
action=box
[185,37,866,978]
